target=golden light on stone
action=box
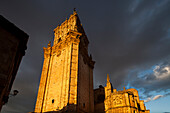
[34,11,150,113]
[34,11,95,112]
[104,74,150,113]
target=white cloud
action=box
[144,97,152,102]
[153,95,163,100]
[144,94,166,102]
[153,65,170,79]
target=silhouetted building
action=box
[0,15,28,111]
[94,85,105,113]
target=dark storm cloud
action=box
[91,0,170,89]
[0,0,170,112]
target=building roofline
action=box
[0,15,29,41]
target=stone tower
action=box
[34,10,95,113]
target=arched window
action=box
[52,99,54,103]
[58,38,61,43]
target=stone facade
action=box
[34,11,150,113]
[34,11,95,113]
[104,75,150,113]
[0,15,28,111]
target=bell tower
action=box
[34,10,95,113]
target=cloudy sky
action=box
[1,0,170,113]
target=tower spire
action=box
[106,74,111,89]
[107,74,110,83]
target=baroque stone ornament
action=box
[104,74,150,113]
[34,10,95,113]
[33,10,150,113]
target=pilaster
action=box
[35,45,52,112]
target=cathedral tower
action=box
[34,10,95,113]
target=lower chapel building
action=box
[33,11,150,113]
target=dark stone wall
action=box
[94,86,105,113]
[0,15,28,111]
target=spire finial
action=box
[47,41,51,48]
[107,74,110,82]
[73,8,77,13]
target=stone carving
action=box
[104,75,150,113]
[33,10,149,113]
[34,10,95,113]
